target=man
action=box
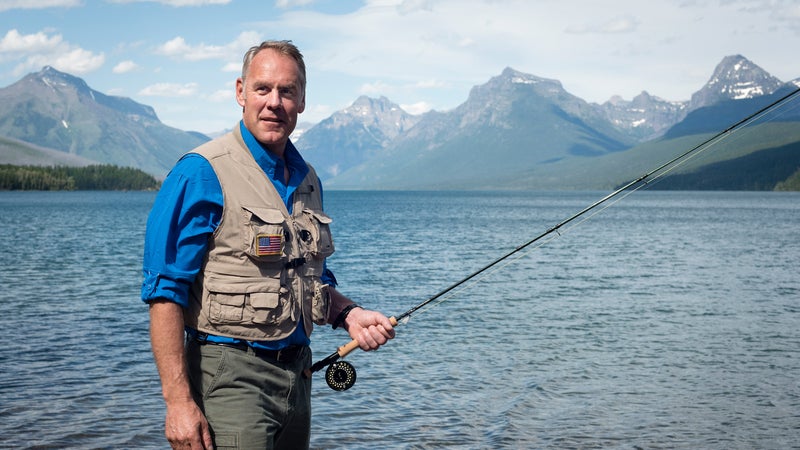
[142,40,395,449]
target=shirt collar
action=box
[238,120,309,186]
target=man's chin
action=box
[261,131,286,140]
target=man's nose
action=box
[265,90,282,108]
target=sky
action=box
[0,0,798,134]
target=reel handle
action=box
[336,316,398,359]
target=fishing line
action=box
[307,85,800,391]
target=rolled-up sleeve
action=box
[141,154,223,308]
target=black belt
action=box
[193,333,306,363]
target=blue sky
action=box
[1,0,798,134]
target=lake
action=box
[0,190,798,449]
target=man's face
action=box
[236,49,305,156]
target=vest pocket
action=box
[206,278,293,327]
[296,209,335,260]
[208,292,246,323]
[242,206,286,262]
[249,288,293,325]
[310,282,330,325]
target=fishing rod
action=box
[306,85,800,391]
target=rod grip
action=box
[336,316,398,358]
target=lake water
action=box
[0,190,798,449]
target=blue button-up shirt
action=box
[142,121,334,349]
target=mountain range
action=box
[0,66,208,176]
[0,55,798,190]
[296,55,799,190]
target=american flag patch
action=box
[256,234,283,256]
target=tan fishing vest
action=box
[184,127,334,341]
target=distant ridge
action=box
[0,134,98,167]
[0,66,209,176]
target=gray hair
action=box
[241,40,306,94]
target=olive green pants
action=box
[187,340,312,449]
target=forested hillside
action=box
[0,165,160,190]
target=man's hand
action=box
[343,307,396,351]
[164,398,214,450]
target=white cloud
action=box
[209,88,234,102]
[396,0,434,15]
[0,29,104,75]
[302,103,334,123]
[0,29,63,53]
[112,60,139,73]
[50,47,105,74]
[221,61,240,73]
[155,31,262,62]
[156,37,214,60]
[139,82,199,97]
[0,0,80,12]
[230,31,263,49]
[400,101,432,115]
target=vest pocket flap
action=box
[209,292,245,306]
[303,209,333,224]
[243,206,285,224]
[205,276,281,294]
[249,292,279,309]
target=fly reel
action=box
[325,360,357,391]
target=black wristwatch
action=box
[332,303,362,329]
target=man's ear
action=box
[235,77,245,107]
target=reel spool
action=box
[325,361,357,391]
